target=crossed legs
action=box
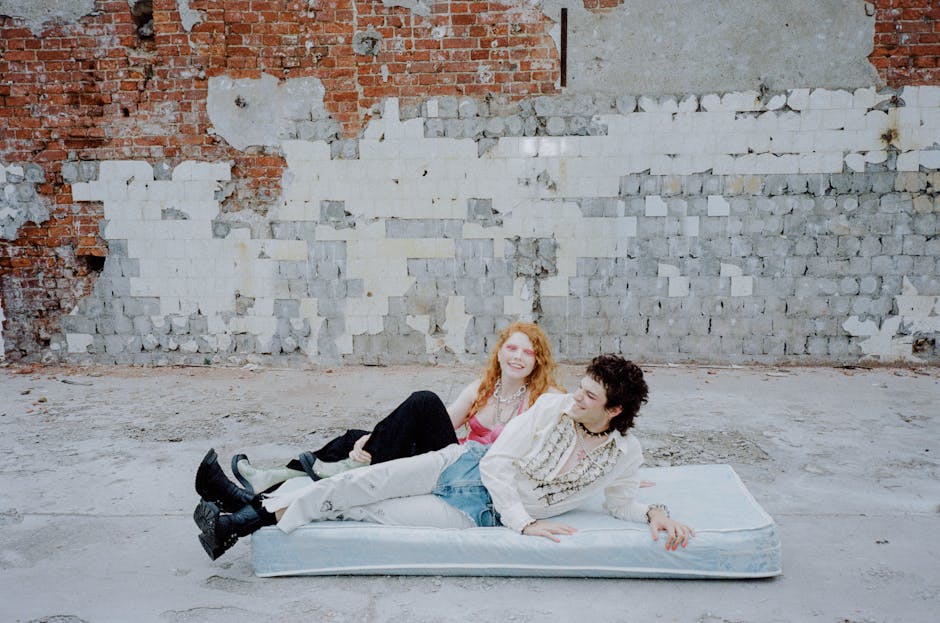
[265,442,468,532]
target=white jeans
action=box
[263,443,473,533]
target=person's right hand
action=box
[349,434,372,463]
[521,520,577,542]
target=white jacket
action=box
[479,392,649,532]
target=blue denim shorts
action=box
[432,441,501,527]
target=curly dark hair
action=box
[586,354,649,435]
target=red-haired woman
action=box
[196,322,564,508]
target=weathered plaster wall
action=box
[547,0,879,95]
[1,1,938,365]
[0,0,97,35]
[206,75,339,149]
[1,163,50,241]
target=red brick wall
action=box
[0,204,105,358]
[871,0,940,86]
[169,0,558,135]
[0,0,558,359]
[2,0,559,191]
[2,0,559,190]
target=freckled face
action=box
[570,375,619,429]
[498,332,537,382]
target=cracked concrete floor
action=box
[0,362,938,623]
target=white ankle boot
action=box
[232,456,305,493]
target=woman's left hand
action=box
[349,434,372,463]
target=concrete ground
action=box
[0,361,938,623]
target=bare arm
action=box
[446,379,482,430]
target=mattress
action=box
[251,464,781,578]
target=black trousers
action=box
[287,390,459,469]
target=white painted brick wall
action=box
[58,87,940,364]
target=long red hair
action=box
[468,321,562,416]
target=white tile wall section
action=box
[65,333,93,353]
[707,196,730,217]
[504,277,536,319]
[731,276,754,297]
[720,263,755,297]
[668,276,690,298]
[0,290,4,360]
[99,160,154,183]
[406,314,430,335]
[645,195,668,216]
[69,182,95,202]
[171,160,232,181]
[921,150,940,169]
[843,280,940,362]
[63,87,940,361]
[681,216,700,237]
[844,153,867,172]
[442,296,471,354]
[658,264,680,278]
[897,151,920,171]
[540,275,570,297]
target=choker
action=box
[577,421,611,438]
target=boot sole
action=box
[193,499,219,540]
[198,533,225,561]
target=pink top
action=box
[459,397,527,445]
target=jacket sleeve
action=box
[479,395,560,532]
[601,435,651,523]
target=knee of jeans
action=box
[409,390,442,409]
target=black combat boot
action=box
[195,448,255,512]
[193,498,276,560]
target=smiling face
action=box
[570,375,622,432]
[497,331,537,382]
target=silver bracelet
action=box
[646,503,670,523]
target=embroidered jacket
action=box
[479,392,649,532]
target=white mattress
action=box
[251,464,781,578]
